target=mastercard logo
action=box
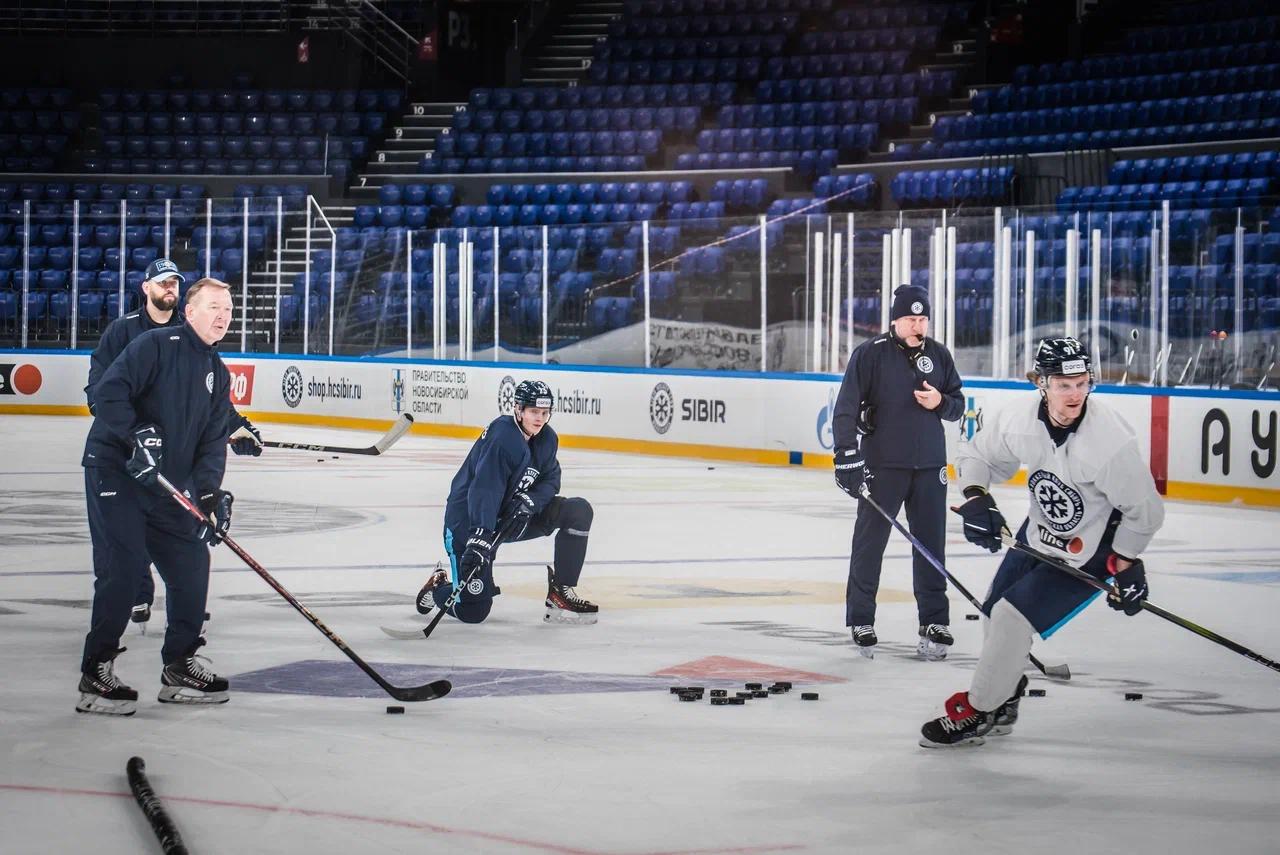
[0,363,43,396]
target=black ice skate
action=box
[544,565,598,625]
[415,563,450,615]
[917,624,954,661]
[158,642,229,704]
[851,625,877,659]
[131,602,151,635]
[989,675,1030,736]
[920,691,994,749]
[76,647,138,716]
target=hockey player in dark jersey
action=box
[919,338,1164,748]
[414,379,598,625]
[85,258,262,632]
[77,277,238,716]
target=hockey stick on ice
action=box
[999,534,1280,675]
[156,474,451,702]
[127,756,188,855]
[262,413,414,455]
[859,483,1072,679]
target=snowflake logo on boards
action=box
[282,366,304,409]
[1026,469,1084,533]
[650,382,674,435]
[205,371,214,394]
[497,375,516,414]
[466,578,485,596]
[916,356,934,374]
[815,387,836,450]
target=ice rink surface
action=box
[2,414,1278,854]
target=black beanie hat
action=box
[890,284,930,320]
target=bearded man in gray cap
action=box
[831,284,964,661]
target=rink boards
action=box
[1,349,1277,506]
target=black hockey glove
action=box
[1106,555,1148,616]
[229,420,263,457]
[125,424,165,490]
[500,491,536,541]
[198,490,234,545]
[833,447,867,497]
[460,527,496,577]
[954,487,1008,553]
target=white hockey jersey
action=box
[956,396,1164,566]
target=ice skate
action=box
[851,625,877,659]
[76,647,138,716]
[917,624,954,661]
[544,565,598,624]
[415,563,450,615]
[158,642,229,704]
[989,675,1030,736]
[920,691,993,749]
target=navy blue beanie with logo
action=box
[890,284,930,320]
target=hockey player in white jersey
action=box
[919,337,1165,748]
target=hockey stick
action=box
[262,413,414,455]
[859,483,1071,679]
[419,524,516,640]
[155,474,450,702]
[997,534,1280,675]
[127,756,189,855]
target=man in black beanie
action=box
[831,284,964,660]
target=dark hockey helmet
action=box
[513,379,554,410]
[1030,337,1093,385]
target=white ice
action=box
[1,414,1278,854]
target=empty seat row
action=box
[608,13,796,39]
[974,63,1280,114]
[1110,152,1280,185]
[436,131,662,159]
[696,124,878,153]
[422,155,651,175]
[1013,42,1280,86]
[453,106,699,134]
[0,155,55,172]
[484,180,693,206]
[0,111,79,133]
[100,111,386,137]
[98,135,367,161]
[0,134,69,154]
[709,178,771,209]
[1166,0,1271,24]
[468,82,736,111]
[373,183,457,208]
[763,51,910,79]
[623,0,828,16]
[673,149,840,176]
[756,71,957,102]
[0,182,206,202]
[1211,232,1280,264]
[1058,179,1276,211]
[451,203,665,228]
[1124,15,1279,52]
[830,3,964,29]
[795,29,937,55]
[354,205,445,229]
[588,58,766,85]
[926,117,1280,159]
[718,98,918,128]
[812,173,879,208]
[0,87,74,108]
[891,167,1015,207]
[595,35,787,61]
[99,88,402,113]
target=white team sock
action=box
[968,598,1036,712]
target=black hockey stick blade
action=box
[127,756,189,855]
[156,474,451,701]
[263,413,414,456]
[1000,534,1280,675]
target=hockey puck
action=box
[727,697,745,705]
[678,693,700,702]
[709,689,727,698]
[669,686,687,694]
[385,706,405,714]
[751,690,769,699]
[745,682,763,690]
[773,681,792,690]
[801,692,819,701]
[1028,688,1046,698]
[685,686,705,693]
[966,613,980,621]
[735,691,754,699]
[710,697,729,705]
[316,458,325,462]
[332,455,339,459]
[1125,692,1143,701]
[768,686,787,694]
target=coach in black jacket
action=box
[77,278,237,716]
[832,285,964,660]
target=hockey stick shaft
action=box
[859,484,1069,679]
[1000,535,1280,674]
[127,756,188,855]
[262,413,414,456]
[156,475,449,702]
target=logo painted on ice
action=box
[815,387,836,450]
[649,382,674,435]
[392,369,405,414]
[1027,469,1085,533]
[282,366,304,409]
[959,395,984,441]
[497,375,517,414]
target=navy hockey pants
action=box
[846,465,950,628]
[81,467,210,670]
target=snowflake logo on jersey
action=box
[649,382,674,435]
[497,375,517,414]
[205,371,214,394]
[1027,470,1085,533]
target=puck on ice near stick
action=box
[669,686,686,694]
[678,693,700,702]
[727,697,746,705]
[385,706,405,714]
[966,613,980,621]
[1125,692,1143,701]
[709,689,727,698]
[751,690,769,699]
[773,681,792,689]
[1028,688,1046,697]
[801,692,819,701]
[710,697,729,705]
[745,682,763,690]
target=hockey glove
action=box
[953,487,1009,553]
[460,527,496,577]
[229,420,263,457]
[833,447,867,497]
[499,491,536,541]
[198,490,234,545]
[125,424,165,490]
[1106,555,1148,616]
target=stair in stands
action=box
[361,103,465,181]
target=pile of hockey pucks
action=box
[669,681,819,705]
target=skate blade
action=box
[855,645,876,659]
[543,608,598,625]
[919,734,986,749]
[158,687,230,704]
[76,694,136,716]
[988,724,1014,736]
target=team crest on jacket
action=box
[518,466,539,491]
[205,372,214,393]
[916,356,934,373]
[1027,470,1084,532]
